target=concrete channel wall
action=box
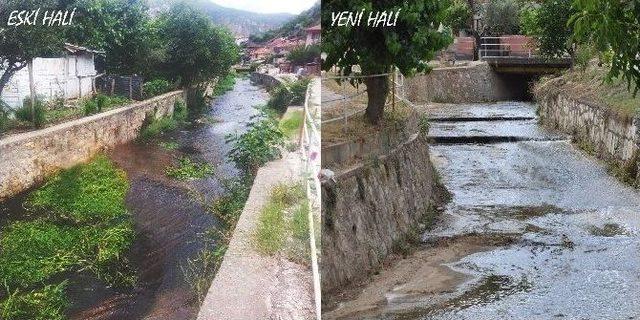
[0,90,184,200]
[537,93,640,184]
[321,133,443,294]
[405,62,532,103]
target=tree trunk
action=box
[28,60,35,124]
[363,75,389,125]
[0,62,26,98]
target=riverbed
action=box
[328,101,640,319]
[0,77,268,319]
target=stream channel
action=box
[331,101,640,320]
[0,76,268,319]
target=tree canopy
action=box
[321,0,452,124]
[571,0,640,95]
[520,0,575,58]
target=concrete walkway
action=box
[196,151,315,320]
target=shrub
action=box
[287,45,321,66]
[173,99,187,122]
[482,0,521,36]
[139,116,178,140]
[267,78,311,113]
[213,73,236,96]
[0,99,9,133]
[16,96,45,128]
[143,79,172,98]
[227,115,285,173]
[83,99,99,115]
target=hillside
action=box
[147,0,294,37]
[249,2,320,43]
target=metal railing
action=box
[320,69,416,132]
[479,36,535,59]
[299,78,322,320]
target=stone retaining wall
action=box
[250,72,285,90]
[321,134,443,294]
[0,90,185,200]
[537,94,640,184]
[405,62,532,103]
[321,112,419,168]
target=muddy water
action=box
[48,77,265,319]
[343,102,640,319]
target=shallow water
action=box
[370,102,640,319]
[1,77,268,319]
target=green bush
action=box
[213,73,236,96]
[16,96,45,128]
[482,0,521,36]
[173,99,187,122]
[227,115,285,173]
[0,99,9,133]
[267,78,311,114]
[165,156,214,180]
[143,79,172,98]
[139,116,178,140]
[287,45,320,66]
[83,94,130,116]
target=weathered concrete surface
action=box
[405,62,533,103]
[321,133,444,294]
[196,152,314,320]
[0,90,184,201]
[250,72,287,90]
[337,102,640,319]
[536,93,639,182]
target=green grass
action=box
[27,155,129,223]
[213,73,237,96]
[159,141,180,150]
[535,65,640,118]
[165,156,214,181]
[0,282,68,320]
[209,177,251,227]
[0,156,136,318]
[140,117,178,140]
[279,110,304,138]
[254,182,307,257]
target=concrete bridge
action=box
[479,36,573,74]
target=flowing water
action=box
[0,77,268,319]
[346,102,640,319]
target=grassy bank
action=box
[254,182,312,264]
[0,156,135,319]
[533,64,640,119]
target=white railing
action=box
[299,78,322,320]
[479,36,534,58]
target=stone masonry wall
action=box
[405,62,531,103]
[537,94,640,184]
[0,90,185,200]
[321,134,441,293]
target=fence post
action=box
[110,78,115,95]
[128,77,133,99]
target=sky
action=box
[210,0,316,14]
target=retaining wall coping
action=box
[0,90,184,147]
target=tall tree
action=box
[321,0,452,124]
[157,3,239,88]
[570,0,640,95]
[65,0,162,77]
[0,0,66,96]
[520,0,576,58]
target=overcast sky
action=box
[210,0,316,14]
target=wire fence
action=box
[320,68,418,132]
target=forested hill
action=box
[249,2,320,43]
[147,0,294,37]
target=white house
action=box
[1,43,103,108]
